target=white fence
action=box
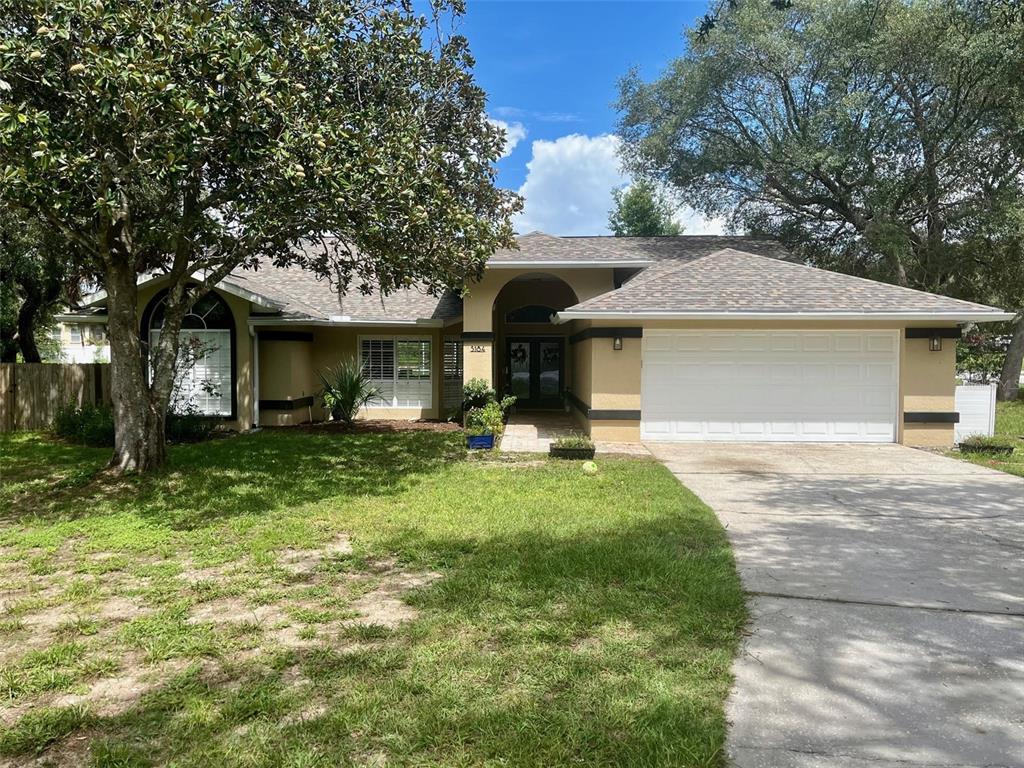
[954,383,997,443]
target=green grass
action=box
[0,430,745,766]
[954,399,1024,478]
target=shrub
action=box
[317,358,379,425]
[552,433,594,449]
[52,402,115,447]
[463,377,495,411]
[166,412,217,443]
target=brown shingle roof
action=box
[228,261,462,323]
[489,232,790,264]
[563,248,1008,317]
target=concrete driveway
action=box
[645,443,1024,768]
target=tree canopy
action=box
[608,180,682,237]
[0,0,520,470]
[618,0,1024,395]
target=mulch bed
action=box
[282,419,462,434]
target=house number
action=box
[469,344,486,353]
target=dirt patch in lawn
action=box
[286,419,461,434]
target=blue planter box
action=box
[466,434,495,450]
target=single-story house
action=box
[61,233,1013,447]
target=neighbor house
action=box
[59,233,1013,447]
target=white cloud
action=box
[674,205,728,236]
[514,134,626,235]
[488,118,527,159]
[513,133,729,236]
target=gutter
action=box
[249,325,259,428]
[552,310,1017,324]
[486,260,653,269]
[247,316,445,328]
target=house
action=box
[60,233,1013,447]
[48,321,111,363]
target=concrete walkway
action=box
[646,442,1024,768]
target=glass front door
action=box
[505,338,563,408]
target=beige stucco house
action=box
[64,233,1013,447]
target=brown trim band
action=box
[904,411,960,424]
[566,391,640,421]
[461,331,494,341]
[904,328,962,339]
[568,327,643,345]
[258,330,314,342]
[259,396,315,411]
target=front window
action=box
[147,292,233,417]
[360,337,432,408]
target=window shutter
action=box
[361,338,396,407]
[443,337,463,411]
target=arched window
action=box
[144,291,235,417]
[505,304,558,324]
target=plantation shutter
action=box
[360,337,432,409]
[442,336,463,411]
[361,338,396,406]
[150,329,232,416]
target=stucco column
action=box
[462,284,495,386]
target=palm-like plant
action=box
[316,358,379,426]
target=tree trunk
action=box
[998,314,1023,402]
[104,261,168,473]
[16,292,42,363]
[0,322,16,363]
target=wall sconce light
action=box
[929,334,942,352]
[613,336,623,351]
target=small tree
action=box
[0,0,519,472]
[608,180,682,237]
[0,206,79,362]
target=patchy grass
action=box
[953,399,1024,478]
[0,430,745,766]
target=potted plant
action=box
[549,433,596,460]
[316,358,379,425]
[465,401,504,449]
[958,435,1016,455]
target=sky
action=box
[444,0,724,236]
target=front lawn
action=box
[953,399,1024,478]
[0,430,745,767]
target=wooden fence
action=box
[0,363,112,432]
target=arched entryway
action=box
[491,274,577,408]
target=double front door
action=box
[506,337,564,408]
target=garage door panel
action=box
[642,330,897,443]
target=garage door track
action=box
[646,443,1024,768]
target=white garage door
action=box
[641,330,899,443]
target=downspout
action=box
[249,324,260,428]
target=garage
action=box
[641,329,899,442]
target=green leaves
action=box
[0,0,519,291]
[619,0,1024,297]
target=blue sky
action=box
[444,1,722,235]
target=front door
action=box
[506,338,564,408]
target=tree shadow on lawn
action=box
[2,511,746,767]
[0,430,465,529]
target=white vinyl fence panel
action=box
[954,384,997,443]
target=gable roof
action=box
[557,248,1013,322]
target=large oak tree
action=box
[618,0,1024,397]
[0,0,520,471]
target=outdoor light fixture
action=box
[929,334,942,352]
[613,336,623,351]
